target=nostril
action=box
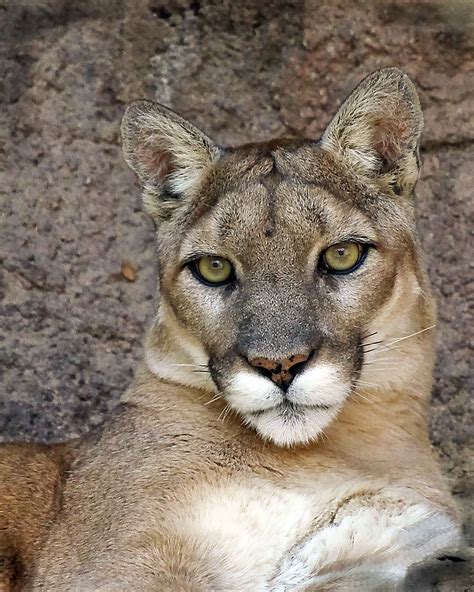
[247,351,313,390]
[287,359,308,379]
[252,365,276,382]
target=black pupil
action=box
[337,248,345,257]
[211,259,221,269]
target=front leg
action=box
[271,494,463,591]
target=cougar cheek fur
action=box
[0,69,466,591]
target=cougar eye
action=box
[191,256,235,286]
[321,242,365,274]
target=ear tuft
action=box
[321,68,423,195]
[121,101,219,220]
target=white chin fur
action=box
[245,405,341,447]
[226,363,350,446]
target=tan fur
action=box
[0,443,74,590]
[0,69,464,590]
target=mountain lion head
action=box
[122,68,435,446]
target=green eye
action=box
[192,256,235,286]
[322,242,364,274]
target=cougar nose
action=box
[248,352,311,392]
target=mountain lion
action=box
[0,68,465,590]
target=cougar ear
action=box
[121,100,220,220]
[321,68,423,195]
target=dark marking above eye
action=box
[264,226,275,237]
[389,180,402,196]
[160,183,181,202]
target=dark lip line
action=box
[248,402,334,417]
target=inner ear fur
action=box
[321,68,423,195]
[121,100,220,221]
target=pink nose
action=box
[248,352,311,391]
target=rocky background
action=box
[1,0,473,587]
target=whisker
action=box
[204,394,222,406]
[359,340,385,349]
[352,389,371,403]
[217,404,227,421]
[218,404,232,422]
[364,358,399,368]
[222,405,233,423]
[379,325,436,351]
[362,346,382,354]
[369,343,412,356]
[361,331,378,340]
[362,353,398,363]
[319,429,329,447]
[362,361,400,370]
[363,360,399,367]
[354,379,380,388]
[167,363,209,368]
[362,357,393,364]
[374,340,431,357]
[360,326,436,363]
[362,325,435,350]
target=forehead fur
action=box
[164,141,416,263]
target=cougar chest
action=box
[173,480,321,589]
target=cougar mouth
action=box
[249,401,334,417]
[243,401,342,447]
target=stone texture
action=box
[1,0,473,586]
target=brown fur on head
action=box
[122,68,435,447]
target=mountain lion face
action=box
[122,69,435,446]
